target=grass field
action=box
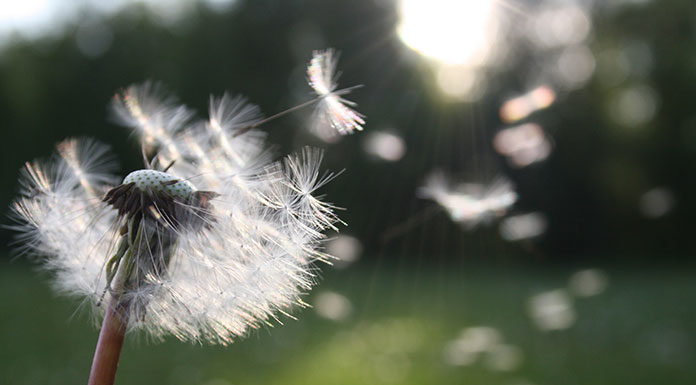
[1,259,695,385]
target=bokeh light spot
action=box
[75,21,113,58]
[529,5,591,49]
[639,187,675,218]
[500,86,556,123]
[326,234,363,269]
[484,344,523,372]
[499,212,548,241]
[493,124,552,168]
[555,45,596,89]
[568,269,609,298]
[314,291,353,322]
[610,84,660,127]
[363,131,407,162]
[527,289,576,331]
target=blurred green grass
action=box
[1,259,695,385]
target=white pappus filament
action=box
[10,82,345,345]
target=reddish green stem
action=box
[87,297,128,385]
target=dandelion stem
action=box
[87,295,128,385]
[88,240,132,385]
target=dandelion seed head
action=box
[11,81,345,345]
[123,169,196,199]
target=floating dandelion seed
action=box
[418,172,517,229]
[10,82,346,350]
[219,49,364,142]
[307,49,366,137]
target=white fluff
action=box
[307,49,365,137]
[419,171,517,229]
[10,84,343,345]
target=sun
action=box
[397,0,497,66]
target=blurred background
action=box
[1,0,695,384]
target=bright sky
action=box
[0,0,235,44]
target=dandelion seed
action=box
[111,81,194,152]
[307,48,366,137]
[10,82,344,348]
[216,48,364,142]
[418,171,517,229]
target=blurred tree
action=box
[1,0,694,263]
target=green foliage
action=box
[2,260,695,384]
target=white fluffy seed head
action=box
[123,169,196,199]
[11,83,346,345]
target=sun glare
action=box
[0,0,51,38]
[397,0,496,66]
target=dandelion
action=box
[418,171,517,229]
[307,48,366,137]
[10,81,350,385]
[228,48,365,141]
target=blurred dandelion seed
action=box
[418,172,517,229]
